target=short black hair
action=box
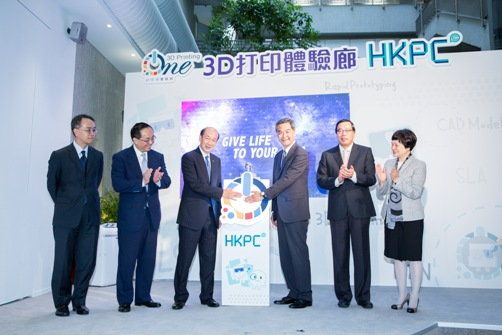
[392,129,417,150]
[71,114,95,137]
[200,127,220,140]
[275,117,295,131]
[130,122,152,139]
[335,119,355,132]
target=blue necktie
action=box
[205,155,211,179]
[79,150,87,170]
[205,155,216,219]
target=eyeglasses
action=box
[136,135,156,143]
[336,129,353,134]
[78,127,97,134]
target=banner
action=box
[220,170,270,306]
[124,33,502,289]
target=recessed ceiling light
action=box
[131,53,136,57]
[106,24,112,28]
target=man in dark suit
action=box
[316,119,376,309]
[111,122,171,313]
[47,114,103,317]
[172,127,240,310]
[247,118,312,309]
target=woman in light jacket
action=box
[376,129,426,313]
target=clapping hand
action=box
[153,167,164,183]
[143,168,153,183]
[339,164,355,181]
[375,163,386,184]
[337,166,345,182]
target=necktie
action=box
[280,150,286,168]
[141,152,149,193]
[205,155,215,214]
[79,150,87,170]
[205,155,211,178]
[80,150,88,204]
[140,152,148,173]
[343,149,350,167]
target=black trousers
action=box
[330,216,371,304]
[277,214,312,302]
[51,207,99,308]
[173,211,217,303]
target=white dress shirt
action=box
[133,145,161,188]
[335,143,358,187]
[73,141,88,159]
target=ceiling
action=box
[53,0,142,74]
[51,0,202,75]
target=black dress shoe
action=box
[55,306,70,317]
[289,299,312,309]
[201,298,220,308]
[171,301,185,310]
[171,301,185,309]
[135,301,161,308]
[72,305,89,315]
[357,301,374,309]
[118,304,131,313]
[337,300,350,308]
[273,296,297,305]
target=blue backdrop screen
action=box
[181,93,350,197]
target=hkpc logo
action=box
[366,31,463,68]
[224,233,267,247]
[142,49,201,82]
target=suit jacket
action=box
[317,143,376,221]
[376,155,426,221]
[176,148,223,230]
[265,143,310,223]
[47,144,103,228]
[111,146,171,232]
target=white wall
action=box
[0,1,76,304]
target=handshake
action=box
[222,189,264,203]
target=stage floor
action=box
[1,281,501,335]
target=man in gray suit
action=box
[247,118,312,309]
[317,119,376,309]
